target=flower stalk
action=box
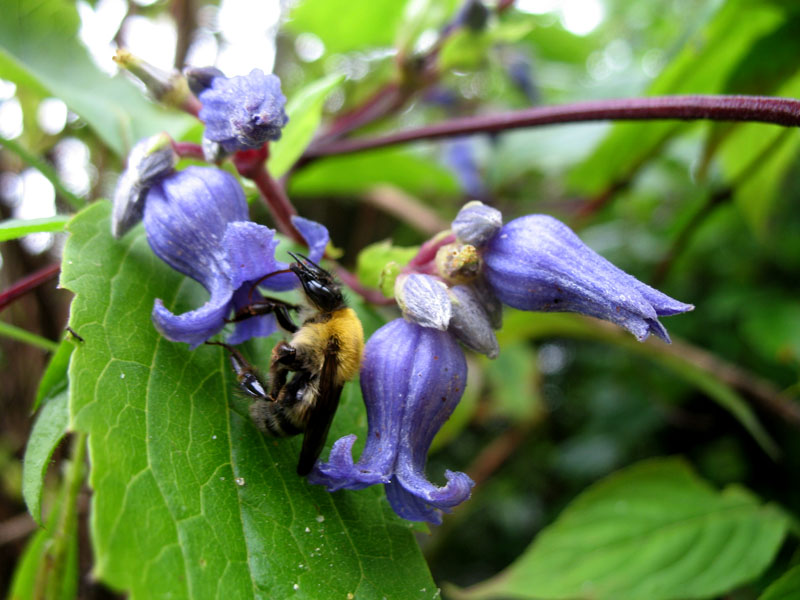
[302,95,800,162]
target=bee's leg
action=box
[205,341,269,400]
[268,341,305,397]
[227,297,300,333]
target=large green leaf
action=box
[457,458,788,600]
[0,0,194,156]
[268,74,344,178]
[61,202,435,599]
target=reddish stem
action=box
[0,263,60,313]
[302,95,800,161]
[172,141,205,160]
[335,266,395,306]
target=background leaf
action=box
[759,564,800,600]
[268,74,344,178]
[287,0,407,55]
[458,458,788,600]
[61,202,436,599]
[0,0,194,156]
[22,391,68,525]
[0,215,70,242]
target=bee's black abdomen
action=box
[250,400,303,437]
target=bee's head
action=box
[288,252,345,312]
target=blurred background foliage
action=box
[1,0,800,597]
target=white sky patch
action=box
[295,33,325,63]
[0,79,17,101]
[37,98,69,136]
[54,138,93,197]
[517,0,605,36]
[185,30,219,67]
[16,169,56,254]
[561,0,604,35]
[123,14,178,71]
[216,0,281,74]
[0,97,23,139]
[77,0,127,75]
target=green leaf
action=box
[34,338,74,412]
[0,0,194,156]
[760,565,800,600]
[22,391,69,524]
[268,74,344,178]
[0,215,70,241]
[457,458,788,600]
[61,201,435,599]
[568,0,786,195]
[356,240,419,295]
[9,490,62,599]
[287,0,407,55]
[290,147,460,198]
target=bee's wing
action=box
[296,339,343,476]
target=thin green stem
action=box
[0,321,59,352]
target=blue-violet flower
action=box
[309,318,474,524]
[198,68,289,153]
[451,202,693,342]
[133,165,326,347]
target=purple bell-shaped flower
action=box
[309,319,474,524]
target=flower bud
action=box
[395,273,452,330]
[447,285,499,358]
[198,68,289,153]
[452,200,502,246]
[184,66,225,96]
[113,49,191,109]
[112,133,177,238]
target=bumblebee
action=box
[214,252,364,476]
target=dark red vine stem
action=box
[301,95,800,162]
[0,263,60,313]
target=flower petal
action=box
[309,318,416,489]
[291,215,329,263]
[152,276,233,349]
[226,285,279,345]
[484,215,692,342]
[391,323,474,521]
[143,166,247,287]
[223,221,281,291]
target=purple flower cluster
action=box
[111,135,326,348]
[112,64,693,527]
[308,202,692,523]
